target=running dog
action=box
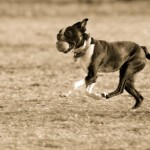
[56,18,150,109]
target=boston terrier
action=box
[56,18,150,109]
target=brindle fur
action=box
[86,40,147,109]
[57,18,150,109]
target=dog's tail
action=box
[141,46,150,60]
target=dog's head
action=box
[56,18,90,53]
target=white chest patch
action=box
[77,44,95,72]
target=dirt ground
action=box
[0,1,150,150]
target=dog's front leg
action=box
[61,79,85,97]
[85,65,101,100]
[86,82,102,100]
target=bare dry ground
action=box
[0,1,150,150]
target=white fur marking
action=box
[78,44,95,72]
[102,92,108,97]
[86,83,102,100]
[61,79,85,97]
[87,83,95,93]
[60,28,66,40]
[61,91,72,97]
[74,79,85,89]
[61,28,66,34]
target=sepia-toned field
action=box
[0,1,150,150]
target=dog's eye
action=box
[68,31,72,36]
[65,27,74,37]
[65,30,73,37]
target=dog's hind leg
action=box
[102,60,145,99]
[125,77,143,109]
[102,63,130,99]
[102,59,145,108]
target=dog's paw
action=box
[132,99,143,109]
[86,92,101,100]
[101,92,109,99]
[60,91,72,98]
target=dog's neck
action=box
[73,36,92,62]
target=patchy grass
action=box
[0,2,150,150]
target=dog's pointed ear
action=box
[81,18,89,28]
[73,18,89,32]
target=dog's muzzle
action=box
[56,40,75,53]
[56,32,75,53]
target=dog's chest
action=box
[77,44,95,72]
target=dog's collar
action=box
[73,36,92,62]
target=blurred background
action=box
[0,0,150,17]
[1,0,150,19]
[1,1,150,150]
[0,0,150,45]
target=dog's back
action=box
[92,40,147,73]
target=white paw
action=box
[60,91,72,98]
[101,92,109,99]
[86,92,101,100]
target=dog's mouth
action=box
[57,32,77,53]
[56,39,75,54]
[67,42,75,51]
